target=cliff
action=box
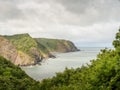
[4,34,46,65]
[0,35,39,65]
[35,38,79,53]
[0,36,18,63]
[0,33,79,66]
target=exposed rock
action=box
[48,53,56,58]
[0,36,18,63]
[15,51,34,65]
[0,36,35,66]
[29,47,42,64]
[4,34,43,66]
[0,34,79,66]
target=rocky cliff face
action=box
[0,36,37,65]
[0,34,79,66]
[0,36,18,63]
[4,34,43,66]
[55,40,79,52]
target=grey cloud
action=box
[0,0,119,47]
[0,0,23,21]
[58,0,120,14]
[57,0,120,25]
[58,0,91,14]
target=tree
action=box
[113,29,120,48]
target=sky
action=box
[0,0,120,47]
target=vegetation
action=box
[0,56,40,90]
[38,30,120,90]
[4,34,38,54]
[35,39,50,54]
[4,34,43,65]
[1,30,120,90]
[4,34,78,55]
[2,34,78,65]
[35,38,78,52]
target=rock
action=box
[0,34,79,66]
[0,36,18,63]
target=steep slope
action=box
[0,56,40,90]
[1,33,78,66]
[35,38,79,53]
[0,36,18,64]
[4,34,44,65]
[0,35,39,65]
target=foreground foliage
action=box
[0,56,40,90]
[39,30,120,90]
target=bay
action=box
[22,47,106,81]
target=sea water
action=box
[22,47,108,81]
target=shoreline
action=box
[20,50,80,67]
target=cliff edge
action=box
[0,34,79,66]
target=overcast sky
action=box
[0,0,120,47]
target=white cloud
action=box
[0,0,119,47]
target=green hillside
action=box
[3,34,78,65]
[4,34,49,65]
[5,34,50,56]
[35,38,79,52]
[4,34,38,54]
[5,34,78,55]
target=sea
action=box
[22,47,112,81]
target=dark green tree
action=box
[113,29,120,48]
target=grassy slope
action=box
[4,34,38,54]
[4,34,42,65]
[3,34,78,65]
[35,38,78,52]
[4,34,78,56]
